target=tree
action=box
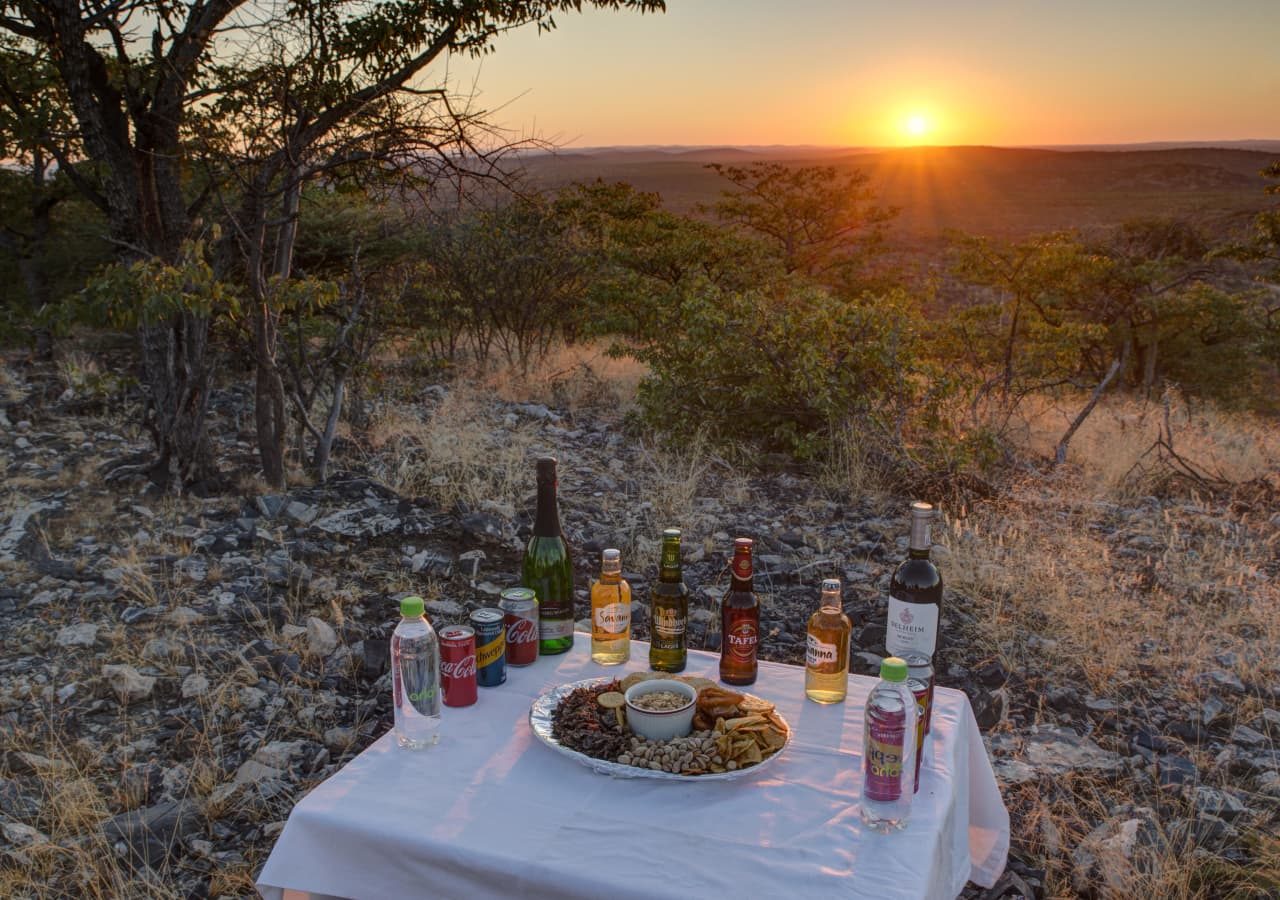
[705,162,898,285]
[0,0,665,491]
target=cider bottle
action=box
[719,538,759,686]
[649,528,688,673]
[591,549,631,665]
[805,578,851,703]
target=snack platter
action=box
[528,675,792,781]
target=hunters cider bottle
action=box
[886,502,943,661]
[805,578,851,703]
[649,528,688,672]
[523,457,574,655]
[719,538,759,686]
[591,549,631,665]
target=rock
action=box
[424,598,464,617]
[102,799,199,868]
[180,673,210,699]
[976,659,1009,688]
[1173,814,1239,852]
[305,617,338,657]
[55,682,78,703]
[992,758,1039,785]
[285,500,318,525]
[1192,785,1246,821]
[167,605,203,627]
[55,622,99,648]
[1,821,48,847]
[239,686,267,711]
[1195,669,1245,694]
[1230,724,1267,748]
[1071,807,1165,896]
[1155,754,1199,788]
[323,727,357,753]
[253,740,307,769]
[460,512,504,542]
[233,759,285,785]
[972,689,1006,729]
[102,664,156,705]
[173,557,207,583]
[141,638,179,662]
[4,750,72,776]
[1024,726,1125,776]
[121,605,163,625]
[358,638,390,679]
[281,623,308,641]
[256,495,288,518]
[1200,695,1228,726]
[0,499,63,562]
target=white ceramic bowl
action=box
[624,679,697,742]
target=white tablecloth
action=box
[257,639,1008,900]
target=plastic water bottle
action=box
[391,596,441,749]
[860,656,918,832]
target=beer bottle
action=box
[649,528,688,672]
[719,538,759,686]
[523,458,574,655]
[591,549,631,665]
[805,578,851,703]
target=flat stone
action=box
[234,759,285,785]
[1201,695,1228,726]
[1024,726,1125,775]
[4,750,72,776]
[102,664,156,704]
[180,673,210,699]
[167,605,203,627]
[1071,807,1164,895]
[285,501,318,525]
[0,499,63,562]
[323,727,357,753]
[305,617,338,657]
[1195,670,1246,694]
[993,758,1038,785]
[55,622,99,648]
[1193,785,1247,821]
[1231,724,1268,748]
[1155,754,1199,788]
[1,821,48,847]
[424,598,464,617]
[102,799,199,868]
[253,740,306,769]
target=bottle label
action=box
[806,633,839,669]
[885,597,939,657]
[732,553,752,581]
[441,655,476,680]
[593,602,630,634]
[725,619,758,662]
[506,616,537,646]
[865,710,907,802]
[652,605,686,649]
[477,634,505,668]
[539,618,574,640]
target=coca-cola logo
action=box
[441,655,476,679]
[899,607,914,625]
[506,617,537,644]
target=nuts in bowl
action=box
[623,679,696,742]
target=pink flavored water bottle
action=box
[860,656,917,832]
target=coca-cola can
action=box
[499,587,539,667]
[469,608,506,687]
[439,625,477,708]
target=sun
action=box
[904,113,930,140]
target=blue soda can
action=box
[469,608,506,687]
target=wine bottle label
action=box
[805,633,838,668]
[865,714,907,802]
[539,618,574,640]
[593,602,630,634]
[886,597,939,657]
[725,619,758,662]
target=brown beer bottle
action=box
[719,538,759,685]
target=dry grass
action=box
[479,339,647,417]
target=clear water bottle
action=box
[391,596,441,750]
[860,656,917,832]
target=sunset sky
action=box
[444,0,1279,148]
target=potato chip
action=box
[725,715,767,730]
[596,691,624,709]
[739,696,775,713]
[620,672,659,692]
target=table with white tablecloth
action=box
[256,638,1009,900]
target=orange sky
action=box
[439,0,1280,147]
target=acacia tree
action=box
[0,0,665,491]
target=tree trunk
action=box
[313,372,346,482]
[139,312,215,492]
[254,301,287,487]
[1054,341,1130,467]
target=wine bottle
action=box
[523,457,574,655]
[886,502,943,660]
[649,528,688,673]
[719,538,759,686]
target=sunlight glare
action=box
[904,113,930,139]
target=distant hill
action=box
[517,144,1277,245]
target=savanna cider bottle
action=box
[591,549,631,665]
[805,578,851,703]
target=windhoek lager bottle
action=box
[649,529,688,672]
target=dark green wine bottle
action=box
[524,457,574,655]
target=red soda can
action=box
[499,587,539,667]
[470,608,506,687]
[439,625,477,707]
[905,653,934,794]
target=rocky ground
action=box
[0,357,1276,898]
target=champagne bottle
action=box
[649,528,688,672]
[805,578,851,703]
[719,538,759,686]
[886,502,943,660]
[523,457,574,655]
[591,549,631,665]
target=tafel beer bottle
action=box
[591,549,631,664]
[805,578,851,703]
[886,502,943,661]
[719,538,759,686]
[523,457,574,655]
[649,528,688,672]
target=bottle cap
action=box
[880,657,908,682]
[910,501,934,517]
[733,537,753,551]
[536,457,558,479]
[400,595,425,618]
[662,527,681,540]
[820,578,842,593]
[602,549,621,563]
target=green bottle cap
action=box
[400,595,425,618]
[880,657,908,682]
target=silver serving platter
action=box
[528,676,791,782]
